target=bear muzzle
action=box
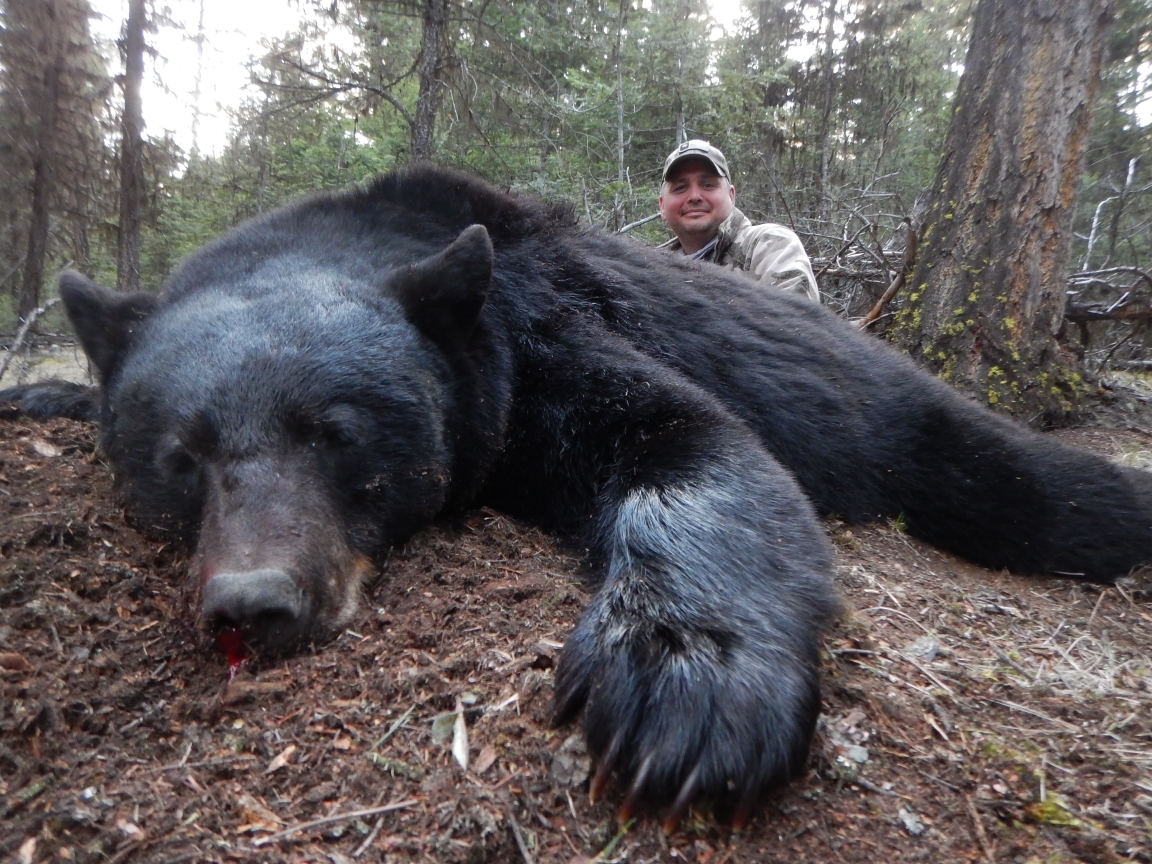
[189,455,367,654]
[201,568,306,647]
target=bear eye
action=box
[289,405,367,450]
[314,419,356,448]
[157,442,200,479]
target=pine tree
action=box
[0,0,112,319]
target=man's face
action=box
[659,158,736,250]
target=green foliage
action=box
[7,0,1150,321]
[0,0,117,311]
[0,292,15,334]
[712,0,970,234]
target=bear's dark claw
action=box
[662,765,701,833]
[589,729,625,803]
[617,754,654,823]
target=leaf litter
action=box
[1,412,1150,862]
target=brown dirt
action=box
[2,414,1150,864]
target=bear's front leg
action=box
[488,343,838,825]
[553,441,836,825]
[501,365,837,828]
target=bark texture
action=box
[17,0,65,320]
[116,0,146,291]
[412,0,447,162]
[894,0,1113,424]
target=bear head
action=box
[58,225,501,652]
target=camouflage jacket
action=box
[658,207,820,303]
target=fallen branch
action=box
[352,812,387,858]
[141,754,257,774]
[616,212,661,234]
[368,704,414,752]
[1069,266,1152,293]
[0,298,61,384]
[814,224,873,280]
[251,799,417,848]
[1065,304,1152,323]
[859,219,916,330]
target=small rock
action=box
[551,734,590,787]
[903,636,940,662]
[302,781,339,804]
[836,742,870,764]
[420,768,453,794]
[431,710,459,745]
[29,439,61,458]
[60,804,98,828]
[898,807,925,836]
[837,708,867,730]
[116,818,143,838]
[236,792,284,828]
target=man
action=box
[658,140,820,302]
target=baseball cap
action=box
[661,139,730,182]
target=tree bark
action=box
[816,0,837,224]
[893,0,1113,425]
[17,0,65,321]
[412,0,447,162]
[116,0,146,291]
[189,0,206,160]
[612,0,629,231]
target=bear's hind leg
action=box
[896,398,1152,581]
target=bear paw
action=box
[553,617,820,830]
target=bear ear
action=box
[391,224,493,348]
[58,270,158,384]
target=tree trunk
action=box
[893,0,1113,425]
[17,0,64,321]
[189,0,206,160]
[116,0,146,291]
[1105,156,1138,264]
[612,0,629,231]
[412,0,447,162]
[816,0,837,224]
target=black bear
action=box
[4,166,1151,827]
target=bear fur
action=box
[3,165,1151,823]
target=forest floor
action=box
[2,394,1152,864]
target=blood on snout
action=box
[215,626,249,678]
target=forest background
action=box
[2,0,1151,394]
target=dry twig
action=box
[0,297,62,384]
[859,220,916,329]
[965,796,996,864]
[251,799,417,848]
[506,808,536,864]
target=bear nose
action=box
[202,569,303,634]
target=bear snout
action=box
[201,569,306,648]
